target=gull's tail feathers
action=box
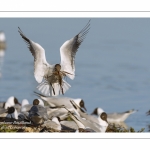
[36,79,71,96]
[124,109,138,115]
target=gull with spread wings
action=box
[18,20,90,96]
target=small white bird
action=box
[0,31,6,57]
[91,107,137,123]
[0,96,21,111]
[18,20,90,96]
[0,31,6,77]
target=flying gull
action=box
[18,20,90,96]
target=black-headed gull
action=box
[28,99,49,126]
[63,105,105,132]
[91,107,137,123]
[0,106,18,119]
[18,20,90,96]
[34,92,87,117]
[70,100,108,132]
[0,96,21,110]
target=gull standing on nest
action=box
[18,20,90,96]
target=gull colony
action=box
[0,95,138,132]
[0,20,138,132]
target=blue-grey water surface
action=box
[0,18,150,132]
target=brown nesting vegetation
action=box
[0,122,145,133]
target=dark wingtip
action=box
[18,27,22,33]
[70,100,77,110]
[146,110,150,116]
[88,19,91,23]
[33,91,42,97]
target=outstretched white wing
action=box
[60,20,90,80]
[18,27,53,83]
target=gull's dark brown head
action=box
[79,100,87,111]
[55,64,61,71]
[14,97,21,105]
[33,99,40,105]
[100,112,108,123]
[7,107,15,114]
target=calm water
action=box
[0,18,150,132]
